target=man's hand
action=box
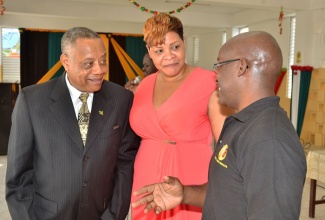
[131,176,184,215]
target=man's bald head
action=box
[216,31,283,111]
[222,31,282,85]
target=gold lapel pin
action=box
[99,110,104,115]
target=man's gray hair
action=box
[61,27,100,54]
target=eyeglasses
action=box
[213,59,240,71]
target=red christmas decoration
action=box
[0,0,5,16]
[129,0,196,15]
[278,6,284,35]
[291,65,314,75]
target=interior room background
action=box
[1,0,325,150]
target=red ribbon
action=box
[274,69,287,94]
[291,65,314,75]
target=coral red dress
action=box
[130,68,216,220]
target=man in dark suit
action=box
[6,27,140,220]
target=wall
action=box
[295,8,325,68]
[290,8,325,146]
[0,14,292,110]
[195,32,222,70]
[2,7,323,119]
[312,9,325,67]
[300,68,325,147]
[249,16,292,116]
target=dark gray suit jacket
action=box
[6,74,140,220]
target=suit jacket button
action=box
[83,156,88,161]
[83,182,88,187]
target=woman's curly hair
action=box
[143,13,184,47]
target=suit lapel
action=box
[49,74,84,150]
[85,83,112,149]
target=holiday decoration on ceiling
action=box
[278,6,284,35]
[0,0,5,15]
[130,0,196,15]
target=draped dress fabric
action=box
[130,67,216,220]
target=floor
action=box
[0,154,325,220]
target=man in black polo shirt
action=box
[131,31,307,219]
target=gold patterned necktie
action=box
[78,93,90,146]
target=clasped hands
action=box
[131,176,184,215]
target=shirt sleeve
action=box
[241,139,306,219]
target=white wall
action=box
[311,9,325,67]
[249,16,292,70]
[0,18,292,81]
[295,10,314,66]
[197,32,223,70]
[291,8,325,68]
[1,6,325,77]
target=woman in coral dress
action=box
[130,13,227,220]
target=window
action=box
[239,27,249,33]
[222,31,227,45]
[1,28,20,82]
[193,37,199,65]
[287,17,296,99]
[2,28,20,57]
[232,27,249,38]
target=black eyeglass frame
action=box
[213,59,241,71]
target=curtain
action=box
[20,30,49,88]
[20,29,144,87]
[296,70,312,136]
[48,32,65,79]
[125,36,147,79]
[108,35,146,85]
[108,35,126,86]
[291,65,313,137]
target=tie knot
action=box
[79,93,89,103]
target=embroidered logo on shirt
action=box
[214,144,228,168]
[218,144,228,161]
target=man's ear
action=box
[60,54,70,72]
[238,59,248,76]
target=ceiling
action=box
[3,0,324,31]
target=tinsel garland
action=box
[278,6,284,35]
[0,0,5,15]
[130,0,196,15]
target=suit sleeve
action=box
[101,92,140,220]
[5,90,35,220]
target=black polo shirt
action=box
[202,96,306,219]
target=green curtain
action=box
[296,70,312,136]
[125,36,146,81]
[109,35,126,85]
[20,30,145,86]
[48,32,65,78]
[126,36,146,68]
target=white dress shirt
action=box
[65,73,93,119]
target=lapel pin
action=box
[99,110,104,115]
